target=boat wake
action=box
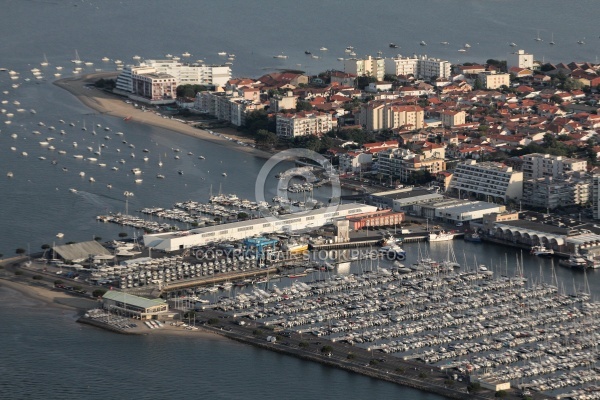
[73,190,115,208]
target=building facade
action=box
[276,111,333,138]
[131,73,178,101]
[344,56,386,81]
[384,55,451,80]
[448,160,523,202]
[378,148,446,183]
[477,71,510,89]
[508,49,534,70]
[521,153,587,180]
[359,101,424,131]
[522,176,590,209]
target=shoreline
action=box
[53,73,274,160]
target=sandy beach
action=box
[53,73,274,159]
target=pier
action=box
[160,267,279,292]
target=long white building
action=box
[384,55,451,80]
[143,204,377,252]
[448,160,523,202]
[115,59,231,94]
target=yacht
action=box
[530,245,553,257]
[559,254,588,269]
[379,244,406,261]
[428,230,455,242]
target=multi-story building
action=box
[115,59,232,95]
[131,72,177,101]
[344,56,386,81]
[384,55,451,80]
[593,175,600,220]
[440,110,466,127]
[378,148,446,183]
[271,91,298,112]
[477,71,510,89]
[276,111,333,138]
[358,101,424,131]
[522,176,590,209]
[194,91,263,126]
[448,160,523,202]
[521,153,587,180]
[339,151,373,173]
[508,49,534,70]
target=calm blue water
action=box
[0,1,599,398]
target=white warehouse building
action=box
[143,204,377,252]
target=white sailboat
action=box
[72,50,82,64]
[549,33,555,45]
[534,30,542,42]
[40,54,49,67]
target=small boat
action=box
[440,41,450,45]
[71,50,82,64]
[21,151,28,157]
[56,233,64,239]
[198,155,205,160]
[337,57,344,61]
[420,41,427,46]
[549,33,555,45]
[428,230,455,242]
[40,54,49,67]
[389,43,398,48]
[7,171,13,178]
[509,42,517,47]
[79,171,85,177]
[89,177,95,182]
[156,174,165,179]
[464,233,482,243]
[102,57,110,62]
[177,170,184,175]
[222,172,227,177]
[106,184,112,189]
[131,168,142,175]
[464,43,471,48]
[530,245,553,257]
[217,52,227,56]
[69,188,77,193]
[559,254,587,269]
[132,55,141,60]
[182,51,191,57]
[577,38,585,45]
[534,30,542,42]
[273,54,288,59]
[458,49,467,52]
[38,156,47,160]
[305,50,312,55]
[134,179,143,184]
[319,47,328,51]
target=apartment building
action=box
[378,148,446,183]
[440,110,466,127]
[521,153,587,180]
[448,160,523,202]
[593,175,600,220]
[508,49,534,70]
[359,101,424,131]
[477,71,510,90]
[275,111,333,138]
[131,72,177,101]
[384,55,451,80]
[522,176,590,209]
[344,56,385,81]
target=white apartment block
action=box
[523,176,590,209]
[344,56,385,81]
[477,71,510,89]
[521,153,587,180]
[508,49,534,70]
[359,101,424,131]
[194,91,262,127]
[115,60,231,95]
[448,160,523,202]
[384,55,451,80]
[276,112,333,138]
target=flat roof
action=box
[146,203,374,240]
[371,188,439,200]
[102,290,166,310]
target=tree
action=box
[41,244,50,250]
[356,75,377,90]
[237,212,249,220]
[118,232,128,238]
[94,236,102,241]
[254,129,278,149]
[563,78,584,91]
[296,100,313,112]
[550,94,563,104]
[495,390,507,398]
[15,248,26,255]
[321,345,334,354]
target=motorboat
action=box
[389,43,398,48]
[428,230,455,242]
[559,254,588,269]
[319,47,328,51]
[420,41,427,46]
[530,245,553,257]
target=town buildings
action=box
[275,111,333,138]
